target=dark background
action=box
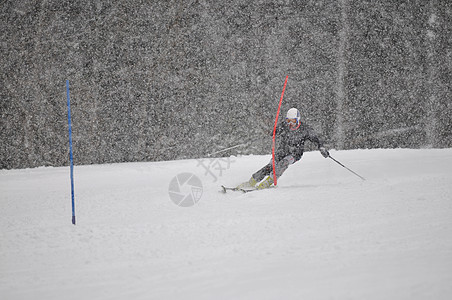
[1,0,451,169]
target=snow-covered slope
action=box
[1,149,452,300]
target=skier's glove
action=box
[319,147,329,158]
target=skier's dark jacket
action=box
[274,121,324,161]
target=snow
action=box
[1,148,452,300]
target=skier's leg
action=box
[274,155,295,178]
[237,163,273,189]
[236,163,271,189]
[252,163,272,182]
[256,155,296,189]
[237,155,296,190]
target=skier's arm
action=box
[305,126,329,158]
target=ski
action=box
[221,185,255,193]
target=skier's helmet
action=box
[286,108,301,125]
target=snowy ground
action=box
[1,148,452,300]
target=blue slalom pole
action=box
[66,80,76,225]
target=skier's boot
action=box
[256,176,274,190]
[236,177,257,189]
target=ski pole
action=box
[206,143,247,157]
[329,155,366,181]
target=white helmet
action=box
[286,108,300,124]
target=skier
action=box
[237,108,330,190]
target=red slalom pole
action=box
[272,75,288,186]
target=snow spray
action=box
[272,76,288,186]
[66,80,76,225]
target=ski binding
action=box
[221,185,255,193]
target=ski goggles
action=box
[286,118,297,125]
